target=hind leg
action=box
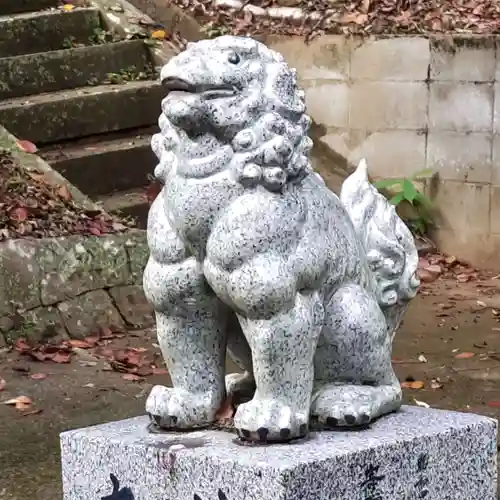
[311,284,401,426]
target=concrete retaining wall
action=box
[267,35,500,268]
[0,231,152,345]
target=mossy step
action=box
[40,127,157,196]
[98,188,149,229]
[0,0,58,15]
[0,40,155,100]
[0,8,101,58]
[0,80,165,144]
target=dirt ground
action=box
[1,274,500,499]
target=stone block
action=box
[0,8,101,58]
[347,129,426,178]
[0,80,164,144]
[430,37,496,82]
[60,406,497,500]
[0,239,40,317]
[351,37,430,81]
[268,35,350,81]
[493,83,500,134]
[350,81,428,130]
[1,306,67,343]
[429,82,494,132]
[120,230,149,284]
[496,41,500,82]
[39,235,129,306]
[58,290,125,339]
[305,82,349,128]
[0,40,152,100]
[426,131,492,183]
[430,180,490,236]
[108,285,154,328]
[492,135,500,185]
[490,186,500,234]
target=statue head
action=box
[152,35,313,192]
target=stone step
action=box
[0,0,57,15]
[0,80,165,144]
[40,127,158,196]
[0,40,154,100]
[0,8,101,58]
[98,188,149,229]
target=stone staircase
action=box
[0,0,170,228]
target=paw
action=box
[310,384,401,427]
[234,398,308,442]
[225,372,255,403]
[146,385,221,429]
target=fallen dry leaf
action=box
[30,373,47,380]
[66,339,93,349]
[56,184,72,202]
[401,380,425,390]
[10,206,28,222]
[51,352,71,364]
[3,395,33,410]
[413,398,430,409]
[62,3,75,10]
[152,368,169,376]
[16,139,38,153]
[215,394,235,422]
[151,29,167,39]
[14,339,31,353]
[122,373,144,382]
[430,378,444,390]
[455,352,475,359]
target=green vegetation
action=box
[374,169,435,236]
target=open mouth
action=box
[161,77,237,100]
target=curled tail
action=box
[340,159,420,339]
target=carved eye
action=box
[228,52,240,64]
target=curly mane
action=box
[151,36,314,192]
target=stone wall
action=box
[267,35,500,269]
[0,231,152,345]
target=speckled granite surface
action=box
[60,406,497,500]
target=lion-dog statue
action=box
[143,35,420,443]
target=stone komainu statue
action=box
[143,35,420,443]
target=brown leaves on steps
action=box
[0,150,134,241]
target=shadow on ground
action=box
[2,275,500,499]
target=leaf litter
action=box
[170,0,500,39]
[13,327,168,379]
[0,150,134,241]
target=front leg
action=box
[205,253,324,442]
[143,195,228,429]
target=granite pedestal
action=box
[60,406,497,500]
